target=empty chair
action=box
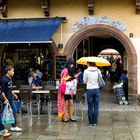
[19,87,40,116]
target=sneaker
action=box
[0,129,8,135]
[10,127,22,132]
[92,124,97,126]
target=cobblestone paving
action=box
[2,82,140,140]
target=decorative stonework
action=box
[41,0,50,16]
[0,0,8,17]
[136,0,140,14]
[88,0,94,15]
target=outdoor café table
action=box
[12,89,50,94]
[32,86,43,90]
[12,89,50,112]
[13,89,51,119]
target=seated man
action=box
[30,69,41,86]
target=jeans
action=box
[86,88,101,125]
[0,101,17,131]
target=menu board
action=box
[54,55,67,79]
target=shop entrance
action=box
[64,24,137,95]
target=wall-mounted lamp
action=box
[129,33,133,38]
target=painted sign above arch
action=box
[72,16,127,32]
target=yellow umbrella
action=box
[76,56,111,66]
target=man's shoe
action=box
[0,129,8,136]
[10,127,22,132]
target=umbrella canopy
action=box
[76,56,111,66]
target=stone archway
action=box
[64,24,137,94]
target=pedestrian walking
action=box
[0,66,22,132]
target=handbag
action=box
[98,71,106,88]
[2,103,15,125]
[65,79,77,95]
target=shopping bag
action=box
[14,100,21,113]
[2,103,15,125]
[65,79,77,95]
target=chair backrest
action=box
[44,85,56,90]
[46,81,56,85]
[49,89,58,102]
[15,80,27,89]
[41,81,47,87]
[43,81,56,90]
[43,81,56,87]
[20,85,32,89]
[19,87,32,102]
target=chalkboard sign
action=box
[54,55,67,79]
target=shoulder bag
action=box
[98,70,106,88]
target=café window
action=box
[2,44,54,81]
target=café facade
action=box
[0,0,140,95]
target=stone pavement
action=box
[1,82,140,140]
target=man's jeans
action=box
[0,101,17,131]
[86,88,101,125]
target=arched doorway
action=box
[64,24,137,95]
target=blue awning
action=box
[0,17,65,43]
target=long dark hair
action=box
[65,58,75,79]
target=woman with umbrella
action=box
[83,61,102,126]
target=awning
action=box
[0,17,65,43]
